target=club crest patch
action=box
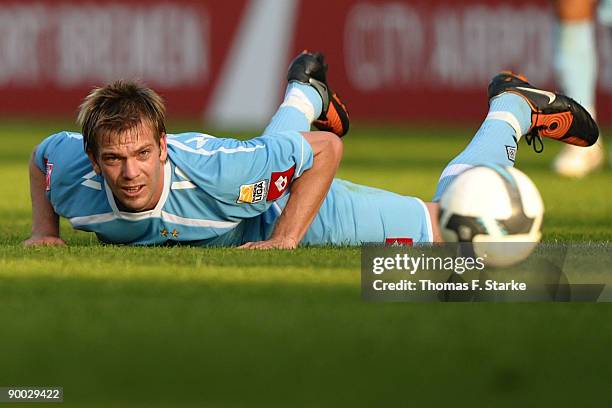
[505,145,517,162]
[237,180,267,203]
[267,165,295,201]
[385,238,413,246]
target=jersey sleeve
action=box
[33,131,105,218]
[167,130,314,218]
[34,131,85,171]
[34,132,63,173]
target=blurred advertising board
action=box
[0,0,610,125]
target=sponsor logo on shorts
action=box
[267,165,295,201]
[45,161,54,191]
[505,145,517,162]
[237,179,267,203]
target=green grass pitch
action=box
[0,120,611,407]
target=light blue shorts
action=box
[239,179,433,246]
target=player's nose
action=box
[121,158,140,179]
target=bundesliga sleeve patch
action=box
[267,165,295,201]
[45,161,54,191]
[237,180,267,203]
[505,145,517,162]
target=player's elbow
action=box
[302,130,343,165]
[29,145,43,173]
[328,132,344,159]
[319,131,344,163]
[30,146,37,163]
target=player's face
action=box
[88,121,167,212]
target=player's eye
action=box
[103,156,120,163]
[138,150,151,159]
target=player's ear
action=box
[86,149,101,174]
[159,132,168,162]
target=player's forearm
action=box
[269,132,343,245]
[28,152,61,239]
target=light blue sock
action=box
[433,93,532,201]
[263,82,323,134]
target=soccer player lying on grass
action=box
[24,52,598,249]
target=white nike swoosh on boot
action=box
[516,87,556,103]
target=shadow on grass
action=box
[1,272,612,407]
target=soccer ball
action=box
[438,165,544,267]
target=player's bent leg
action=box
[487,71,598,148]
[433,92,532,201]
[263,51,349,137]
[263,81,323,135]
[262,52,327,135]
[286,51,350,137]
[434,71,599,201]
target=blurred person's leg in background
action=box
[552,0,606,177]
[600,0,612,25]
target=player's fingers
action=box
[23,237,66,247]
[239,241,276,250]
[239,240,296,250]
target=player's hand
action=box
[23,236,66,247]
[238,237,298,250]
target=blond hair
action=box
[77,80,166,153]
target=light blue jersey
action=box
[34,130,432,246]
